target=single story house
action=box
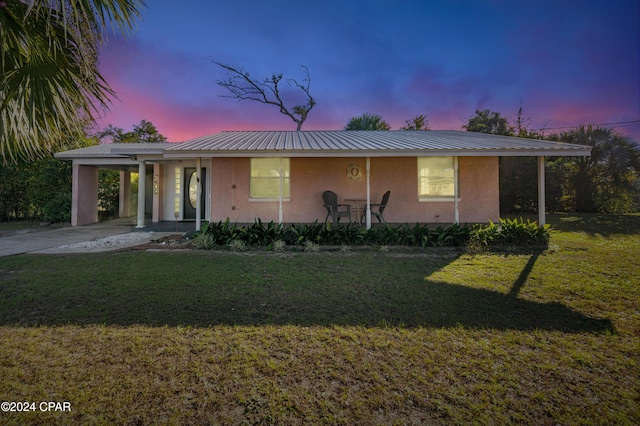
[55,130,591,230]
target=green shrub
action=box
[270,239,287,252]
[471,218,550,247]
[191,218,549,250]
[42,193,72,223]
[228,239,247,252]
[192,233,216,250]
[303,240,319,252]
[200,219,245,245]
[98,170,120,219]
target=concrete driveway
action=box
[0,219,183,257]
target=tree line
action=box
[463,109,640,214]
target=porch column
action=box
[196,158,202,231]
[278,157,284,224]
[71,164,98,226]
[365,157,371,230]
[119,171,131,218]
[538,156,546,226]
[136,160,146,228]
[454,156,460,224]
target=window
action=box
[418,157,455,200]
[250,158,290,199]
[174,167,181,217]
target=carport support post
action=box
[538,156,546,226]
[119,171,131,218]
[136,160,146,228]
[71,164,98,226]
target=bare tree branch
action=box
[213,62,316,131]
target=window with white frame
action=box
[250,158,290,199]
[418,157,455,200]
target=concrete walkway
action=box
[0,219,190,257]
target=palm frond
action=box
[0,0,145,163]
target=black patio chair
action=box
[368,190,390,223]
[322,191,352,224]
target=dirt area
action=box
[130,234,193,251]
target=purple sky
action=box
[97,0,640,143]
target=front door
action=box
[183,168,206,220]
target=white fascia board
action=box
[71,158,139,166]
[55,153,128,160]
[135,154,165,161]
[111,149,166,156]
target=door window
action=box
[188,171,198,208]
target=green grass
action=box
[0,214,638,424]
[0,221,40,234]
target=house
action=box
[55,130,591,229]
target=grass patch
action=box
[0,215,638,424]
[0,221,41,234]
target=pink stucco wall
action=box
[72,164,98,226]
[459,156,500,223]
[209,156,499,224]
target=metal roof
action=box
[164,131,591,157]
[55,131,591,159]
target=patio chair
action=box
[368,190,390,223]
[322,191,352,224]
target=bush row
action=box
[192,217,550,250]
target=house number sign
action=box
[346,164,362,180]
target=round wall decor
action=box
[346,163,362,180]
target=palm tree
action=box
[549,125,640,213]
[0,0,144,163]
[400,114,430,131]
[345,113,391,131]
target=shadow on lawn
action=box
[2,283,614,333]
[0,258,614,335]
[547,213,640,237]
[408,280,615,333]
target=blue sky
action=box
[98,0,640,142]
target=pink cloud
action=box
[97,36,348,138]
[96,30,639,143]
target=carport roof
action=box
[55,142,174,159]
[56,131,591,159]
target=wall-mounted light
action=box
[153,173,159,194]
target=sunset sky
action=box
[97,0,640,143]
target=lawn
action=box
[0,215,638,424]
[0,221,42,235]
